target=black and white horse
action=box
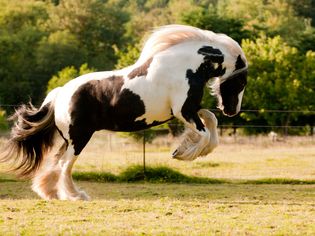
[1,25,247,200]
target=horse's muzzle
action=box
[222,108,238,117]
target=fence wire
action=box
[0,104,314,132]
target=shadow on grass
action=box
[0,173,17,183]
[0,178,16,183]
[72,165,315,185]
[73,165,226,184]
[243,178,315,185]
[1,165,315,185]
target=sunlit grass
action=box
[0,133,314,235]
[0,182,315,235]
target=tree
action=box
[122,0,200,45]
[241,35,315,134]
[294,27,315,53]
[48,0,129,70]
[290,0,315,27]
[181,7,251,43]
[0,0,129,112]
[217,0,308,46]
[47,64,95,92]
[36,30,88,76]
[0,0,49,109]
[115,44,141,69]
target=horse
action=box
[0,25,248,200]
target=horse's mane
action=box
[137,24,240,64]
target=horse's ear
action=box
[198,46,224,63]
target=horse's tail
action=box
[0,88,60,178]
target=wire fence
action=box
[0,104,314,133]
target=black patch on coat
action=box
[220,70,247,116]
[197,46,224,64]
[128,58,153,79]
[68,76,170,155]
[181,48,226,131]
[235,55,246,71]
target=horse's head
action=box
[198,36,248,117]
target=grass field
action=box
[0,132,315,235]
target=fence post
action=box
[143,130,146,178]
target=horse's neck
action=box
[115,40,210,83]
[131,41,207,82]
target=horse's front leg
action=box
[172,108,211,161]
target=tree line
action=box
[0,0,314,134]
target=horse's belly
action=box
[106,107,173,132]
[108,117,172,132]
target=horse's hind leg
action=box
[32,142,67,200]
[56,144,90,201]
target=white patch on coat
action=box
[208,77,224,111]
[236,89,245,114]
[41,87,61,108]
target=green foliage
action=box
[0,109,9,130]
[115,44,141,69]
[0,0,49,108]
[36,30,88,75]
[47,0,129,70]
[295,27,315,53]
[47,64,95,92]
[218,0,307,43]
[122,0,199,43]
[182,7,252,43]
[0,0,128,110]
[241,35,315,133]
[290,0,315,27]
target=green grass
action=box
[72,165,315,185]
[244,178,315,185]
[1,134,315,235]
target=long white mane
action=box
[137,24,243,64]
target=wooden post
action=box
[143,130,146,178]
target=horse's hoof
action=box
[79,190,91,201]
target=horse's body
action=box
[1,25,248,200]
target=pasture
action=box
[1,132,315,235]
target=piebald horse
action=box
[1,25,247,200]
